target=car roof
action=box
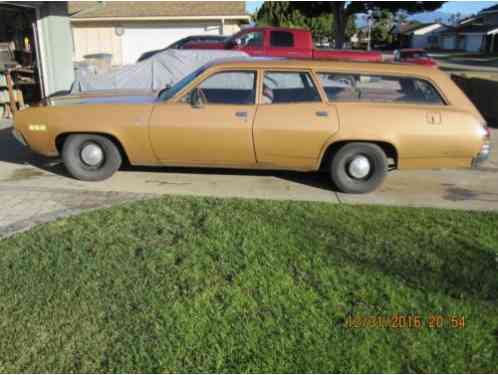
[205,58,443,78]
[185,35,226,38]
[237,26,309,34]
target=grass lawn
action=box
[0,197,497,373]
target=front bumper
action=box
[471,143,491,168]
[12,128,27,147]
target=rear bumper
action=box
[471,143,491,168]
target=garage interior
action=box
[0,3,43,119]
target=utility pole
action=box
[367,10,373,51]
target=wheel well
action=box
[319,141,398,171]
[55,132,130,165]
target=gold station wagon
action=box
[13,59,491,194]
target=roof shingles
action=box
[69,1,247,19]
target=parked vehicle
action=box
[183,27,383,62]
[13,59,489,194]
[137,35,227,62]
[394,48,438,67]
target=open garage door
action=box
[121,23,221,65]
[0,3,43,118]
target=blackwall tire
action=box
[329,142,387,194]
[62,134,122,181]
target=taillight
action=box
[478,123,490,140]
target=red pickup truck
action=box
[183,27,383,62]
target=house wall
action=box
[72,22,123,65]
[72,19,242,66]
[222,20,241,35]
[410,24,445,49]
[464,34,484,52]
[482,13,498,25]
[440,34,456,50]
[411,35,428,48]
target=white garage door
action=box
[122,23,221,64]
[465,35,483,52]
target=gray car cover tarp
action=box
[71,50,249,93]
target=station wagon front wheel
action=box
[329,143,387,194]
[62,134,122,181]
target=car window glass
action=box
[262,71,321,104]
[159,65,206,101]
[195,71,256,105]
[316,74,359,101]
[270,31,294,47]
[317,73,444,105]
[239,32,264,48]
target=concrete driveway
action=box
[1,119,497,237]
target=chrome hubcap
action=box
[80,143,104,166]
[348,155,371,179]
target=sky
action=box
[246,1,498,16]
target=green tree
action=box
[290,1,446,48]
[254,2,357,44]
[371,9,395,46]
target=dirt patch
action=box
[444,186,498,202]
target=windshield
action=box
[158,66,207,101]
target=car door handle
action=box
[235,111,248,118]
[316,111,328,117]
[426,112,441,125]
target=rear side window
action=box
[270,31,294,47]
[262,71,321,104]
[197,71,256,105]
[317,73,445,105]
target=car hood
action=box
[44,90,159,107]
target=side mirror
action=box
[190,88,204,108]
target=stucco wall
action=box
[71,19,242,66]
[72,22,123,66]
[222,20,241,35]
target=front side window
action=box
[193,71,256,105]
[270,31,294,47]
[159,65,207,101]
[317,73,445,105]
[262,71,321,104]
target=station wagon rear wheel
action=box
[329,143,387,194]
[62,134,122,181]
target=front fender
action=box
[16,104,159,165]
